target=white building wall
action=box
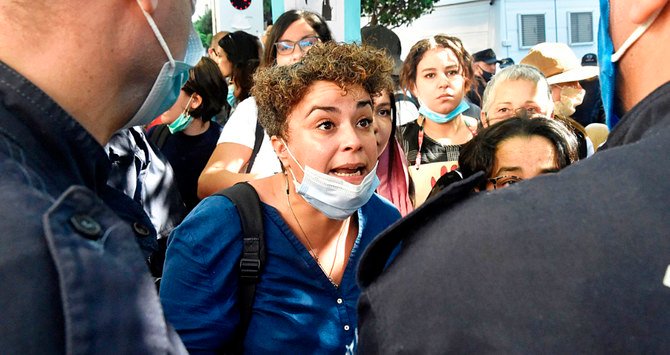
[362,0,599,65]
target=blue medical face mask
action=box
[418,99,470,124]
[226,84,237,108]
[123,1,204,128]
[167,95,195,134]
[598,0,663,129]
[283,141,380,220]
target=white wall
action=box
[361,0,599,65]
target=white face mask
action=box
[283,141,380,220]
[123,1,204,128]
[554,86,585,118]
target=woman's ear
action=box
[271,135,291,169]
[190,93,203,109]
[137,0,158,13]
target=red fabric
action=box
[376,139,413,216]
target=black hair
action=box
[261,9,332,67]
[181,56,229,121]
[459,116,578,189]
[219,31,262,102]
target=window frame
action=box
[567,11,595,46]
[518,13,547,49]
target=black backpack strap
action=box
[245,121,264,174]
[213,182,264,353]
[148,124,171,150]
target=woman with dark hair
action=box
[428,116,578,197]
[218,30,262,105]
[148,56,228,211]
[198,10,333,198]
[261,9,333,67]
[373,90,414,216]
[398,35,478,206]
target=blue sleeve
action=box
[159,196,243,354]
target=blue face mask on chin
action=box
[418,99,470,124]
[123,1,204,129]
[598,0,663,129]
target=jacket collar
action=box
[0,61,111,194]
[604,81,670,149]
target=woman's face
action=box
[217,48,234,78]
[372,91,393,156]
[482,79,553,127]
[276,81,378,186]
[160,90,192,124]
[486,135,559,190]
[411,47,466,115]
[275,18,319,67]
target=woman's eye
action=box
[317,121,334,130]
[376,108,391,118]
[497,107,510,113]
[447,70,459,76]
[358,117,373,128]
[527,107,539,114]
[424,73,435,79]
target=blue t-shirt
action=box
[160,193,400,354]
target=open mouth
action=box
[330,165,365,177]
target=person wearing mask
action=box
[398,35,478,205]
[572,53,607,127]
[0,0,199,352]
[148,56,227,212]
[355,0,670,352]
[521,42,598,158]
[197,9,333,198]
[207,31,233,123]
[160,42,400,353]
[467,48,499,107]
[217,31,263,107]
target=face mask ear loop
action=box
[611,7,663,62]
[136,0,176,66]
[280,139,305,174]
[182,94,195,117]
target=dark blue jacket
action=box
[0,61,186,353]
[357,81,670,353]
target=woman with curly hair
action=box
[197,10,333,198]
[160,42,400,353]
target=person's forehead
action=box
[492,79,548,104]
[418,47,459,68]
[279,19,317,42]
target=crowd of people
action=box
[1,0,669,353]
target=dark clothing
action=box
[148,122,222,212]
[573,77,606,127]
[107,127,187,240]
[466,74,488,107]
[399,120,463,165]
[357,81,670,353]
[0,61,186,353]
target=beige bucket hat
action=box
[520,42,599,85]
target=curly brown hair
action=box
[252,42,394,138]
[400,34,474,94]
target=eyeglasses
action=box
[487,175,523,189]
[274,36,320,55]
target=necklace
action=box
[284,174,349,284]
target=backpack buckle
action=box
[239,258,261,281]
